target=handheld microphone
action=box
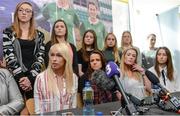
[106,61,138,115]
[145,70,180,112]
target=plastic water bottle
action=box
[83,81,95,115]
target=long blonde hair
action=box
[47,43,73,94]
[12,1,36,39]
[120,47,141,81]
[104,33,121,65]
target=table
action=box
[45,92,180,115]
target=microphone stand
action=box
[114,76,138,115]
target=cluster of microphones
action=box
[91,61,180,115]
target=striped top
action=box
[34,70,78,114]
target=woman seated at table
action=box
[0,61,24,115]
[78,50,114,105]
[119,47,152,100]
[34,43,78,114]
[148,47,180,92]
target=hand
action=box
[19,77,32,91]
[115,90,122,100]
[0,60,6,68]
[79,71,84,77]
[132,64,145,74]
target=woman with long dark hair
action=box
[149,47,180,92]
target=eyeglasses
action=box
[18,8,32,14]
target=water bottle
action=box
[83,81,95,115]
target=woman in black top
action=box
[103,33,121,65]
[77,30,98,76]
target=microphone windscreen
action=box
[145,70,160,84]
[92,69,115,91]
[106,61,120,78]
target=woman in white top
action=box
[148,47,180,92]
[34,43,78,114]
[119,47,151,100]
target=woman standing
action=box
[3,1,45,114]
[142,33,158,69]
[77,30,98,76]
[45,19,78,75]
[120,47,151,100]
[149,47,180,92]
[103,33,121,65]
[34,43,78,114]
[119,31,141,65]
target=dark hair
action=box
[51,19,68,45]
[87,50,106,78]
[155,47,174,81]
[80,29,98,62]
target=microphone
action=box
[106,61,138,115]
[91,66,142,106]
[91,69,115,91]
[145,70,180,112]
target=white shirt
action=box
[148,66,180,92]
[119,75,146,100]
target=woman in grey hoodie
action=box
[0,61,24,115]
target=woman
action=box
[45,19,78,75]
[0,63,24,115]
[120,47,151,100]
[142,33,158,69]
[77,29,98,76]
[103,33,121,65]
[149,47,180,92]
[34,43,78,114]
[3,1,45,114]
[119,31,141,65]
[78,50,113,105]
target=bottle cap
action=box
[96,111,103,116]
[85,81,91,87]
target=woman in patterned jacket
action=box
[2,1,45,114]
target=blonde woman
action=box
[34,43,78,114]
[103,33,121,65]
[119,47,151,100]
[119,31,141,65]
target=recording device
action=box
[106,61,138,115]
[145,70,180,112]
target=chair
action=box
[77,93,83,108]
[26,98,35,115]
